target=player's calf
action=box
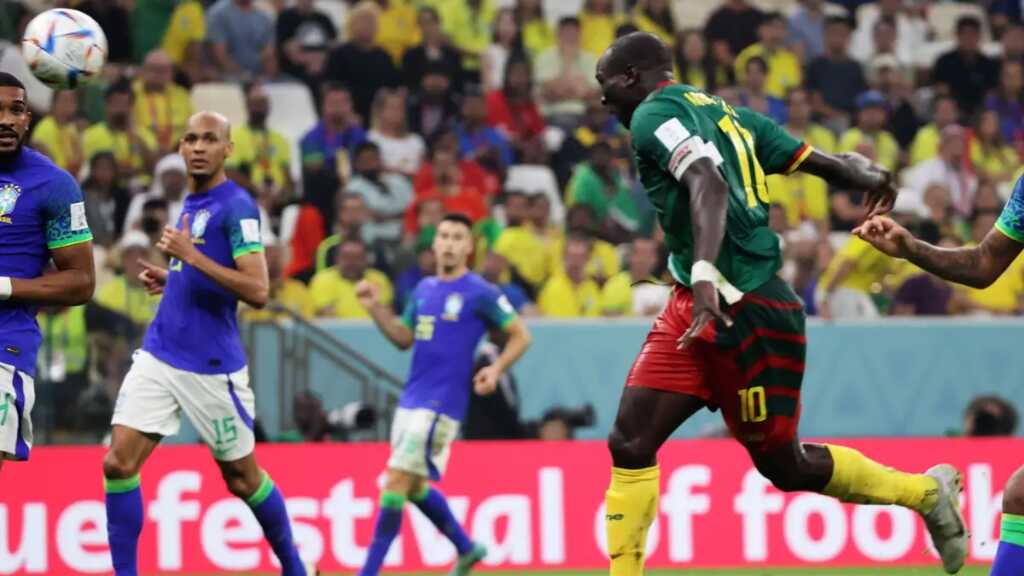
[992,466,1024,575]
[748,441,832,493]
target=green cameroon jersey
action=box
[630,84,812,292]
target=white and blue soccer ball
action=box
[21,9,107,90]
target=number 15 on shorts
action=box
[738,386,768,423]
[212,416,238,446]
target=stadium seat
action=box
[543,0,583,26]
[751,0,799,14]
[314,0,348,41]
[263,82,319,180]
[191,83,248,127]
[928,2,989,43]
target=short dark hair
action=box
[320,81,350,98]
[339,236,368,251]
[965,395,1019,436]
[762,11,784,25]
[418,5,439,22]
[353,140,380,157]
[745,56,768,74]
[825,15,851,30]
[440,212,473,230]
[956,15,982,34]
[105,78,133,100]
[0,72,25,91]
[615,22,639,38]
[558,16,580,30]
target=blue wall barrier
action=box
[245,319,1024,441]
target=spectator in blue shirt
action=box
[455,89,514,174]
[206,0,276,79]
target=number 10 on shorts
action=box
[738,386,768,423]
[212,416,238,446]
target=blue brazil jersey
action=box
[0,147,92,376]
[400,272,517,421]
[143,180,263,374]
[997,174,1024,244]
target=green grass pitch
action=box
[225,568,990,576]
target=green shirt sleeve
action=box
[997,176,1024,243]
[631,101,722,182]
[735,106,809,175]
[43,172,93,250]
[400,283,419,329]
[476,283,517,330]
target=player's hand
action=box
[853,216,913,258]
[156,213,199,265]
[836,152,897,217]
[678,281,732,351]
[473,365,502,395]
[355,279,379,309]
[137,259,168,295]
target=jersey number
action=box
[738,385,768,423]
[0,393,9,427]
[718,115,769,208]
[212,416,238,446]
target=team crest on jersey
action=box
[190,210,211,238]
[0,183,21,223]
[442,293,464,321]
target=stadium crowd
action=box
[4,0,1024,434]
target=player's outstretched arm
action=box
[4,242,95,305]
[854,216,1022,288]
[798,150,897,217]
[357,280,414,350]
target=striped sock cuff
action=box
[104,474,141,494]
[246,471,275,507]
[380,491,407,510]
[1003,513,1024,547]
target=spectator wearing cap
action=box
[406,60,462,141]
[310,238,394,318]
[344,141,414,249]
[737,56,787,124]
[734,12,802,100]
[909,96,959,167]
[123,153,187,233]
[985,60,1024,148]
[933,16,1000,117]
[850,0,927,67]
[401,6,465,95]
[902,124,976,218]
[206,0,276,79]
[439,0,498,87]
[455,89,514,174]
[806,16,866,133]
[970,110,1020,185]
[275,0,337,88]
[566,140,640,245]
[538,236,602,317]
[704,0,766,63]
[324,1,401,124]
[600,237,669,317]
[95,231,162,328]
[579,0,625,58]
[227,82,295,206]
[486,57,546,153]
[81,152,130,249]
[83,80,158,186]
[838,90,899,173]
[368,89,426,178]
[30,90,83,177]
[787,0,826,62]
[535,17,600,129]
[632,0,675,45]
[241,243,315,321]
[133,50,193,155]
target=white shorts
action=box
[0,362,34,461]
[387,407,460,481]
[112,350,256,462]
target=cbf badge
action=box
[190,209,211,238]
[0,183,21,222]
[442,293,463,321]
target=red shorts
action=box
[626,276,806,452]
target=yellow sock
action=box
[822,444,939,514]
[606,465,659,576]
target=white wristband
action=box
[0,277,11,300]
[690,260,745,305]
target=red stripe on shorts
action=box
[764,386,802,399]
[737,327,808,353]
[744,355,806,382]
[741,294,805,311]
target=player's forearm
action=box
[902,240,996,289]
[8,270,94,306]
[492,321,531,373]
[367,303,414,350]
[188,252,269,308]
[798,150,885,191]
[687,170,729,265]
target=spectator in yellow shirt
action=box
[95,231,162,328]
[440,0,497,80]
[83,80,158,185]
[838,90,899,173]
[601,237,670,317]
[515,0,554,59]
[549,204,621,283]
[494,190,550,289]
[30,89,83,177]
[228,83,295,204]
[310,238,394,318]
[959,206,1024,315]
[133,50,193,154]
[315,193,373,273]
[377,0,421,65]
[970,109,1020,185]
[161,0,206,84]
[816,234,915,319]
[538,236,601,317]
[908,95,959,167]
[241,244,315,321]
[579,0,625,57]
[784,87,835,153]
[632,0,675,45]
[735,12,802,99]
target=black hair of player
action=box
[0,72,25,91]
[615,22,639,39]
[596,32,673,126]
[441,212,473,232]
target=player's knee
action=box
[1003,468,1024,515]
[219,463,262,499]
[102,451,139,480]
[607,428,654,469]
[384,469,417,496]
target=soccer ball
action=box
[20,9,107,90]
